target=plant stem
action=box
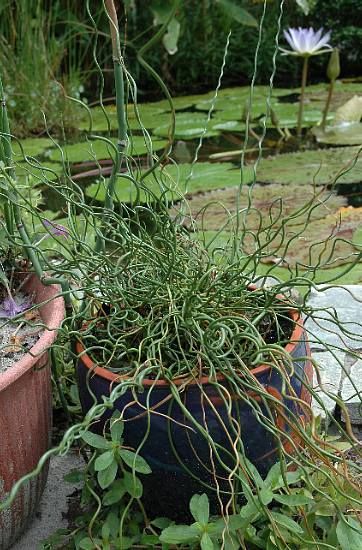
[94,0,127,254]
[321,79,334,130]
[297,56,309,139]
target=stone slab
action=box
[306,285,362,421]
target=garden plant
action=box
[0,1,361,549]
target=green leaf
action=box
[106,510,120,538]
[296,0,311,15]
[123,471,143,498]
[102,523,110,541]
[216,0,258,27]
[94,450,116,472]
[151,517,173,529]
[81,430,111,450]
[211,514,250,535]
[79,537,101,550]
[259,488,274,506]
[190,493,209,525]
[163,17,180,55]
[103,479,126,506]
[264,463,282,488]
[110,412,124,442]
[257,146,362,186]
[273,493,314,506]
[119,449,152,474]
[63,469,85,483]
[270,512,304,534]
[201,532,215,550]
[336,517,362,550]
[97,460,118,489]
[159,524,200,544]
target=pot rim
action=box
[0,274,65,393]
[76,304,305,387]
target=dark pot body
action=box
[77,315,312,519]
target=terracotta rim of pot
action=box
[76,305,306,387]
[0,274,65,393]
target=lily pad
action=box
[78,104,167,132]
[190,194,362,269]
[195,86,295,112]
[153,113,219,139]
[312,123,362,146]
[304,81,362,112]
[256,147,362,186]
[49,136,167,163]
[198,230,362,284]
[15,160,63,183]
[10,137,56,159]
[175,184,347,232]
[262,104,330,129]
[85,162,254,204]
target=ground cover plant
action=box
[0,1,361,549]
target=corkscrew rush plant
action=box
[0,0,361,549]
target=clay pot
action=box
[76,305,313,520]
[0,275,64,549]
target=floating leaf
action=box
[78,103,168,132]
[334,95,362,124]
[11,137,56,159]
[86,162,253,204]
[183,192,360,269]
[312,123,362,146]
[15,160,63,183]
[49,136,167,163]
[263,104,329,128]
[256,147,362,186]
[153,113,219,139]
[173,183,346,231]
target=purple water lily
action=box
[43,219,69,238]
[0,296,30,318]
[281,27,332,57]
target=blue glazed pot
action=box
[76,308,312,519]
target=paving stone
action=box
[306,285,362,420]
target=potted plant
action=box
[64,4,313,523]
[0,74,66,548]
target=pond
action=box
[13,80,362,284]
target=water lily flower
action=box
[281,27,332,57]
[0,296,30,318]
[43,219,69,238]
[280,27,332,138]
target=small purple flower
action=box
[43,219,69,238]
[280,27,332,57]
[0,296,30,318]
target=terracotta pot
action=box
[76,306,313,519]
[0,275,65,550]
